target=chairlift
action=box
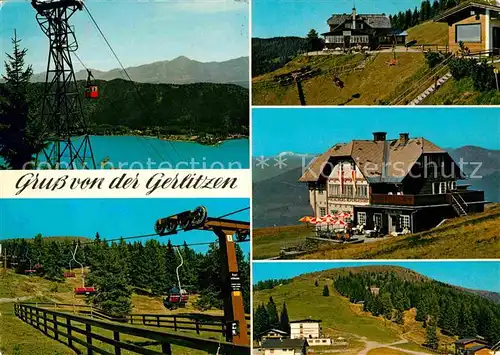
[333,76,345,89]
[84,69,99,99]
[71,242,96,295]
[64,258,76,278]
[23,251,36,275]
[164,247,189,310]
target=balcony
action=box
[370,190,484,206]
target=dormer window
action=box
[345,23,352,29]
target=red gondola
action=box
[84,69,99,99]
[64,272,76,278]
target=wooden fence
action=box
[22,302,251,337]
[15,303,250,355]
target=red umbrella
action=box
[332,220,347,227]
[321,215,337,224]
[336,212,352,219]
[310,217,323,224]
[299,216,313,223]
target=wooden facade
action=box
[436,2,500,54]
[301,132,486,235]
[322,8,403,50]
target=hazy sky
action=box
[0,198,250,255]
[253,261,500,292]
[252,107,500,156]
[252,0,425,38]
[0,0,249,74]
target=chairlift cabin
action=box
[64,272,76,278]
[84,69,99,99]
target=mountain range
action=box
[253,146,500,228]
[30,56,249,88]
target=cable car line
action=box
[81,2,182,162]
[216,207,250,219]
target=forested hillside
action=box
[2,235,250,316]
[334,270,500,345]
[252,37,308,77]
[23,79,249,140]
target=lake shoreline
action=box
[89,132,249,146]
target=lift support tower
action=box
[32,0,96,169]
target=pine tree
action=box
[442,301,458,335]
[380,292,394,320]
[87,243,132,316]
[323,285,330,296]
[267,297,279,327]
[0,30,43,169]
[315,280,319,287]
[254,304,270,336]
[459,304,477,338]
[426,316,439,349]
[280,302,291,334]
[306,29,323,51]
[43,241,64,281]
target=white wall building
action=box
[261,339,306,355]
[290,319,322,339]
[289,319,332,346]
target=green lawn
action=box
[252,225,312,260]
[422,77,500,105]
[252,52,427,106]
[0,303,73,355]
[300,205,500,260]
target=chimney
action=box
[399,133,409,145]
[352,7,356,29]
[373,132,387,141]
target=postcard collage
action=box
[0,0,499,354]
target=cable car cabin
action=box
[85,85,99,99]
[74,287,97,296]
[164,288,188,309]
[64,272,76,278]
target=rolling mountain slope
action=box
[31,56,249,88]
[255,266,500,353]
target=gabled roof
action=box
[327,14,392,29]
[299,136,452,184]
[455,338,489,345]
[435,1,500,22]
[261,339,306,349]
[290,319,322,323]
[466,345,490,353]
[258,328,289,337]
